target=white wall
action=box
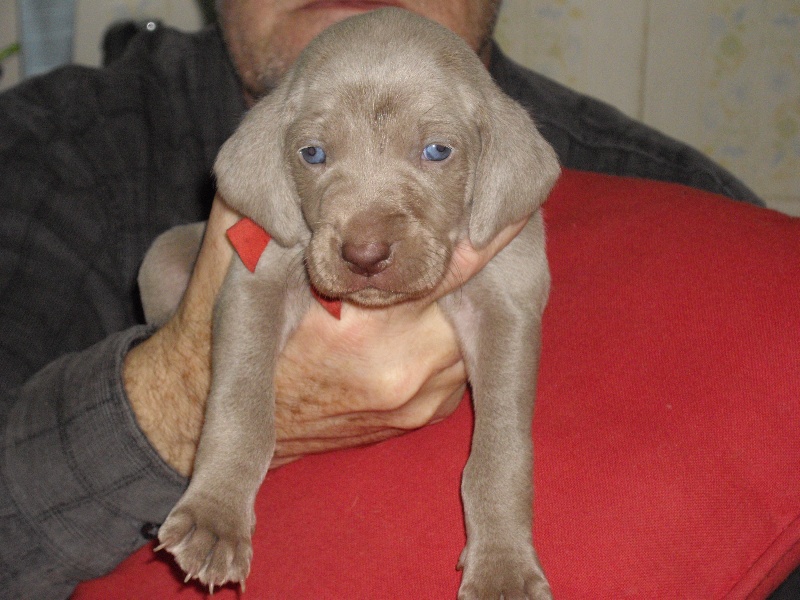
[0,0,202,91]
[73,0,202,67]
[495,0,800,215]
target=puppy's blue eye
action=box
[422,143,452,162]
[300,146,326,164]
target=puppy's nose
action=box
[341,241,392,276]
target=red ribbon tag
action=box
[226,218,271,273]
[226,218,342,319]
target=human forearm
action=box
[123,322,209,477]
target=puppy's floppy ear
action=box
[469,90,561,248]
[214,91,307,247]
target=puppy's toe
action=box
[457,545,552,600]
[198,537,253,589]
[157,502,253,590]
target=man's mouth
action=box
[301,0,403,12]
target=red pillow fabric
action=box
[74,170,800,599]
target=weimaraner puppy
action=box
[145,8,560,599]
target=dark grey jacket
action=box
[0,24,760,600]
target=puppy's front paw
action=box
[457,545,552,600]
[157,500,253,591]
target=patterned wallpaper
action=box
[496,0,800,215]
[701,0,800,207]
[494,0,647,118]
[495,1,583,84]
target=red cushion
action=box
[74,170,800,599]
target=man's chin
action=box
[245,4,403,101]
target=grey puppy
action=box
[145,8,560,599]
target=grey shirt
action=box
[0,24,760,600]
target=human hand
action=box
[124,193,529,475]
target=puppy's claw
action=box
[158,501,253,593]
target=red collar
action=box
[226,218,342,319]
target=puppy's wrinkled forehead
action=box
[285,8,489,119]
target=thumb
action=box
[432,216,529,301]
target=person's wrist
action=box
[123,318,209,477]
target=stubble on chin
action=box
[247,54,292,101]
[228,2,504,102]
[230,35,295,103]
[219,9,298,103]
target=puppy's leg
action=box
[444,229,552,600]
[138,221,206,327]
[157,245,304,590]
